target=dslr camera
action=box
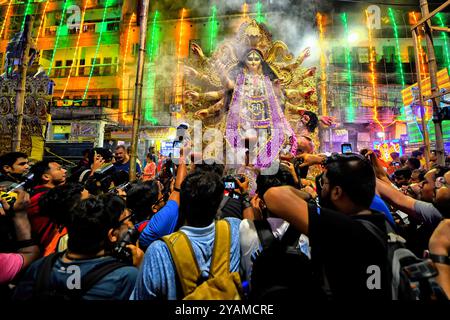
[113,228,140,264]
[223,174,245,191]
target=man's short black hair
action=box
[325,154,375,208]
[31,160,53,185]
[179,171,224,228]
[0,152,28,173]
[394,167,412,180]
[407,157,421,170]
[256,165,297,198]
[39,183,85,226]
[88,148,113,165]
[193,159,225,176]
[126,181,160,223]
[67,194,125,255]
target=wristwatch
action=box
[241,193,251,209]
[424,250,450,265]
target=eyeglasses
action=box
[317,175,329,189]
[435,176,450,189]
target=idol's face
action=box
[245,51,262,73]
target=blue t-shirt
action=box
[130,217,241,300]
[370,194,395,226]
[136,200,179,249]
[13,255,138,300]
[113,161,141,174]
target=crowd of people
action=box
[0,142,449,301]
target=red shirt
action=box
[27,186,53,249]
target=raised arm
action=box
[264,186,309,235]
[376,178,418,219]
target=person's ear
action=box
[3,165,12,173]
[108,228,118,243]
[151,205,158,214]
[331,186,342,201]
[42,173,51,183]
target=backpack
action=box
[250,220,321,301]
[33,252,129,300]
[161,219,242,300]
[356,219,448,300]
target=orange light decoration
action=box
[121,13,136,123]
[174,8,188,111]
[410,12,427,77]
[374,140,402,162]
[242,2,248,19]
[366,10,383,132]
[61,0,89,99]
[35,0,50,44]
[0,0,14,40]
[317,12,327,116]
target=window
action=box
[132,43,139,56]
[87,95,98,107]
[91,58,100,76]
[100,95,109,107]
[54,60,62,77]
[42,50,53,61]
[435,46,444,67]
[357,47,369,64]
[408,46,416,63]
[103,57,112,75]
[83,23,96,33]
[107,22,120,32]
[382,46,395,63]
[64,60,73,77]
[78,59,85,76]
[111,94,119,109]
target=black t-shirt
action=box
[308,204,391,300]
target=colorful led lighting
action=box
[20,0,33,32]
[256,1,264,24]
[341,13,354,122]
[61,0,89,99]
[317,13,327,117]
[174,8,186,105]
[121,13,135,122]
[145,11,160,123]
[411,12,427,77]
[436,13,450,74]
[242,2,248,19]
[366,10,383,131]
[0,0,14,40]
[48,1,69,76]
[208,5,218,54]
[83,0,110,100]
[388,8,405,87]
[35,0,51,44]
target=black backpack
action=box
[250,220,322,301]
[356,219,448,300]
[33,252,128,300]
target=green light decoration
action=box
[436,13,450,74]
[20,0,33,32]
[341,13,354,122]
[48,0,69,76]
[388,8,406,121]
[145,11,160,123]
[83,0,110,100]
[208,5,218,54]
[256,1,265,24]
[388,8,405,87]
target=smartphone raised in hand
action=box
[341,143,352,154]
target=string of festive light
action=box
[145,11,160,123]
[20,0,33,32]
[48,1,69,76]
[436,13,450,74]
[366,9,383,131]
[256,1,264,23]
[317,13,328,117]
[121,13,135,122]
[0,0,14,40]
[242,2,248,19]
[341,13,354,122]
[388,8,405,87]
[83,0,110,100]
[35,0,51,44]
[411,12,427,77]
[174,8,186,106]
[61,0,89,99]
[209,5,218,54]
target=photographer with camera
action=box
[133,147,187,250]
[0,190,39,299]
[13,194,142,300]
[79,148,116,195]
